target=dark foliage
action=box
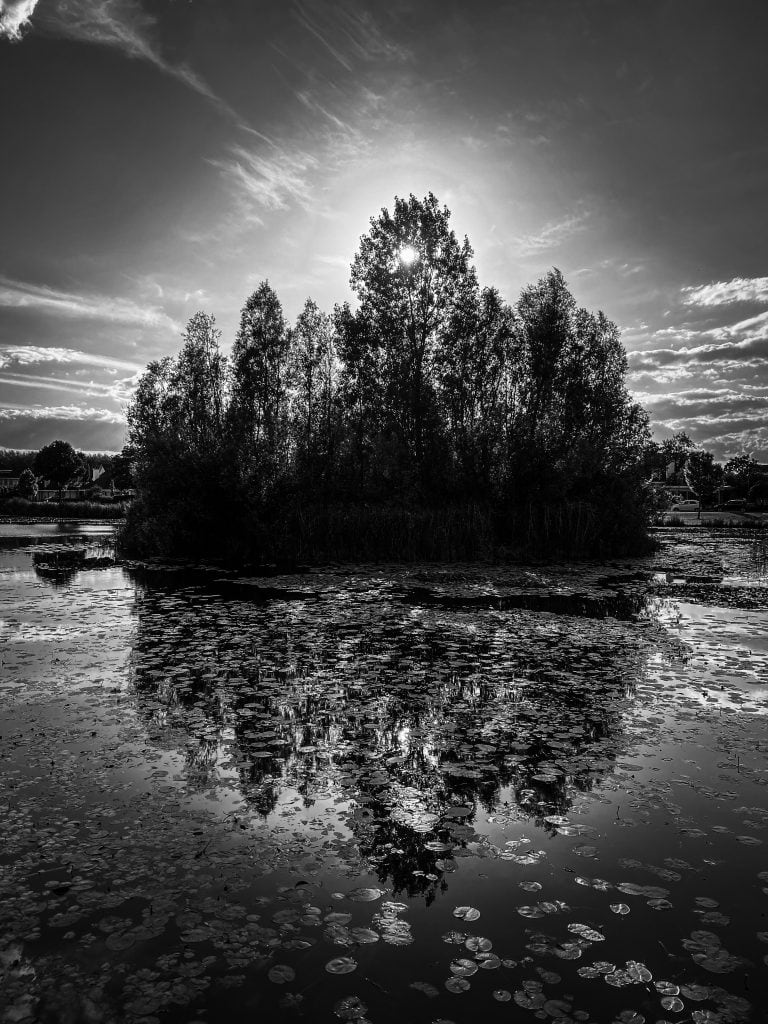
[33,440,83,495]
[121,194,651,563]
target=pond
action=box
[1,523,767,1023]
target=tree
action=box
[121,193,653,561]
[684,450,722,518]
[724,453,757,496]
[287,298,339,484]
[349,192,477,469]
[17,468,38,501]
[33,440,82,500]
[515,268,577,448]
[334,301,385,495]
[111,447,135,491]
[504,270,649,507]
[436,285,516,495]
[230,282,289,461]
[127,357,177,451]
[174,312,227,449]
[659,431,696,480]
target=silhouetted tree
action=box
[287,298,339,487]
[33,440,82,500]
[230,282,289,462]
[122,194,652,561]
[660,431,696,478]
[174,312,227,448]
[724,453,757,496]
[684,450,722,516]
[17,467,38,500]
[437,285,516,496]
[111,447,135,490]
[350,192,477,473]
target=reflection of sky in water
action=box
[1,525,767,1024]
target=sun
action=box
[399,245,418,266]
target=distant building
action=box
[0,470,20,492]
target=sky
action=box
[1,0,767,458]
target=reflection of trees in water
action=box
[128,577,645,892]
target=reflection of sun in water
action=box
[399,245,418,266]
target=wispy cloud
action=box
[683,276,768,307]
[515,210,589,256]
[292,0,409,72]
[0,370,140,402]
[0,0,36,39]
[210,81,387,224]
[0,403,125,423]
[4,0,239,121]
[210,138,319,219]
[0,277,179,332]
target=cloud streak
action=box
[0,403,125,423]
[0,278,179,332]
[292,0,409,72]
[4,0,239,121]
[210,140,319,217]
[515,210,589,256]
[0,345,145,373]
[683,276,768,307]
[0,370,139,402]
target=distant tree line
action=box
[0,441,132,506]
[122,193,653,562]
[644,430,768,510]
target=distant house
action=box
[651,483,696,502]
[36,462,107,500]
[0,470,20,492]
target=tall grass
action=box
[120,495,652,566]
[0,497,128,519]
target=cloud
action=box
[6,0,238,121]
[292,0,409,72]
[515,210,589,256]
[0,370,140,402]
[683,276,768,307]
[703,309,768,345]
[0,0,36,39]
[627,309,768,374]
[0,345,145,373]
[210,139,319,217]
[639,389,768,422]
[0,403,125,423]
[0,277,179,332]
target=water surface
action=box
[1,525,766,1023]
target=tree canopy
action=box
[33,440,82,493]
[123,193,651,562]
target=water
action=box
[1,523,767,1023]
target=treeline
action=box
[122,193,651,563]
[644,430,768,509]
